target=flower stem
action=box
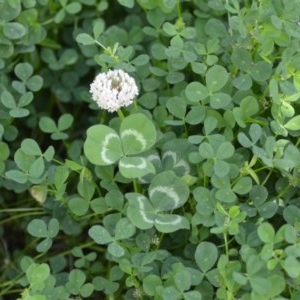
[133,178,139,193]
[117,109,125,120]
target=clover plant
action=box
[1,0,300,299]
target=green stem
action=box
[261,169,272,186]
[176,0,182,19]
[0,211,46,226]
[0,208,43,213]
[117,109,125,120]
[223,231,229,258]
[133,178,139,193]
[276,184,291,199]
[95,40,107,51]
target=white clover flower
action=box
[133,288,143,298]
[150,234,160,246]
[90,69,139,112]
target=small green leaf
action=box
[3,22,27,39]
[215,188,237,203]
[195,242,218,273]
[5,170,28,184]
[231,48,252,72]
[249,124,262,143]
[58,113,73,131]
[250,277,271,295]
[233,272,248,285]
[216,142,234,159]
[199,142,214,159]
[68,269,86,289]
[108,242,125,257]
[204,116,218,135]
[0,142,10,161]
[118,0,134,8]
[88,225,113,244]
[131,54,150,66]
[80,283,94,297]
[250,61,272,81]
[93,19,105,39]
[214,160,230,177]
[36,238,53,253]
[27,219,48,238]
[284,256,300,278]
[44,146,55,161]
[21,138,42,156]
[27,263,50,287]
[105,190,124,211]
[47,218,59,238]
[283,205,300,224]
[210,92,231,109]
[18,92,33,107]
[162,286,181,299]
[1,90,16,109]
[143,275,162,296]
[257,222,275,244]
[115,218,136,240]
[237,133,252,147]
[166,96,187,119]
[26,75,44,92]
[14,62,33,82]
[9,108,29,118]
[51,132,68,140]
[232,74,252,90]
[241,96,260,116]
[69,197,89,216]
[284,115,300,130]
[233,177,252,195]
[76,33,95,45]
[185,82,209,102]
[65,2,82,14]
[183,291,202,300]
[250,185,268,206]
[29,157,45,178]
[39,117,57,133]
[206,65,228,92]
[174,269,191,292]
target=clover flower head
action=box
[133,288,143,298]
[90,69,139,112]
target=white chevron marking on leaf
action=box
[119,158,147,169]
[149,186,180,207]
[162,151,190,174]
[162,150,176,162]
[137,196,154,224]
[175,159,190,174]
[101,132,120,164]
[155,215,182,225]
[147,154,160,162]
[121,129,147,151]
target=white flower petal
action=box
[90,69,139,112]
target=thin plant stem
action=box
[117,109,125,120]
[133,178,139,193]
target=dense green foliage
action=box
[1,0,300,299]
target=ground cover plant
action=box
[1,0,300,299]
